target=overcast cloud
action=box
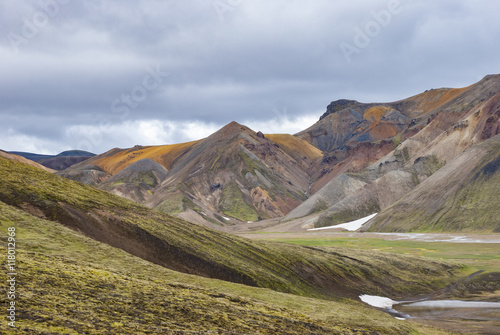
[1,0,499,154]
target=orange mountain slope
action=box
[90,140,201,175]
[398,86,471,118]
[265,134,323,161]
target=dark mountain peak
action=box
[320,99,360,120]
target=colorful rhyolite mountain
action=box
[58,75,500,232]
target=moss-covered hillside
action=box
[0,155,464,333]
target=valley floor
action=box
[238,231,500,244]
[237,230,500,334]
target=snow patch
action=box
[307,213,377,232]
[359,295,396,309]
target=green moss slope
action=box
[1,201,426,334]
[219,180,260,221]
[0,156,466,333]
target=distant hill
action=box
[10,150,95,170]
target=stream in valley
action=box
[360,294,500,333]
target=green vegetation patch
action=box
[155,192,184,215]
[239,150,262,175]
[268,237,500,273]
[155,193,201,215]
[133,170,158,187]
[431,154,500,233]
[219,180,259,222]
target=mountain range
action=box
[54,74,500,232]
[9,150,95,170]
[1,75,499,333]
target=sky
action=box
[1,0,500,155]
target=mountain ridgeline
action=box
[57,75,500,232]
[10,150,95,170]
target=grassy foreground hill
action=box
[1,201,457,334]
[0,155,464,333]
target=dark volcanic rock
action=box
[320,99,359,120]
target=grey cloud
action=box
[1,0,500,154]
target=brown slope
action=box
[300,75,500,182]
[312,86,500,230]
[390,86,471,119]
[296,103,411,194]
[148,122,319,221]
[297,100,412,153]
